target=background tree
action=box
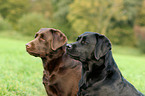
[50,0,76,40]
[107,0,143,46]
[0,15,12,31]
[134,0,145,53]
[17,13,50,36]
[0,0,144,46]
[30,0,52,19]
[135,0,145,26]
[67,0,123,35]
[0,0,30,24]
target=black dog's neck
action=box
[81,57,106,83]
[81,51,122,84]
[41,47,65,74]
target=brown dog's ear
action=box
[94,34,111,60]
[50,28,67,50]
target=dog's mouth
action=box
[66,51,80,60]
[69,54,80,60]
[26,49,40,57]
[26,49,48,57]
[67,50,87,62]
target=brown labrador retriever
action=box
[26,28,81,96]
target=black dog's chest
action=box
[78,81,120,96]
[82,63,89,71]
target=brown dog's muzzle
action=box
[25,40,36,55]
[26,39,47,57]
[26,43,31,49]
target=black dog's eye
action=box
[81,40,85,44]
[76,37,81,41]
[81,40,88,45]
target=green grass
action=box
[0,38,46,96]
[113,54,145,93]
[0,37,145,95]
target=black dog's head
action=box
[66,32,111,62]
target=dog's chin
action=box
[67,52,86,62]
[66,52,79,60]
[26,50,40,57]
[70,54,80,60]
[28,52,40,57]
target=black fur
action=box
[66,32,144,96]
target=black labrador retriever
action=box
[66,32,144,96]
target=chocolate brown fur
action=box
[26,28,81,96]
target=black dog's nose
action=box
[66,44,72,49]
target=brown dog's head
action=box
[26,28,67,57]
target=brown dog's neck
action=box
[41,47,65,74]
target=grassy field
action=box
[0,37,145,96]
[0,38,46,96]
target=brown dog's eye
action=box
[40,34,44,38]
[40,34,45,41]
[35,34,38,38]
[40,38,45,41]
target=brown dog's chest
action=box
[44,71,56,83]
[43,66,68,84]
[43,68,77,96]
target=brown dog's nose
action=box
[25,43,31,48]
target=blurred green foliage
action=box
[0,0,145,50]
[29,0,52,19]
[139,40,145,53]
[0,15,12,31]
[134,26,145,53]
[51,0,79,40]
[68,0,124,35]
[0,0,30,24]
[135,0,145,26]
[17,13,50,36]
[107,27,136,46]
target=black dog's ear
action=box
[94,34,111,60]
